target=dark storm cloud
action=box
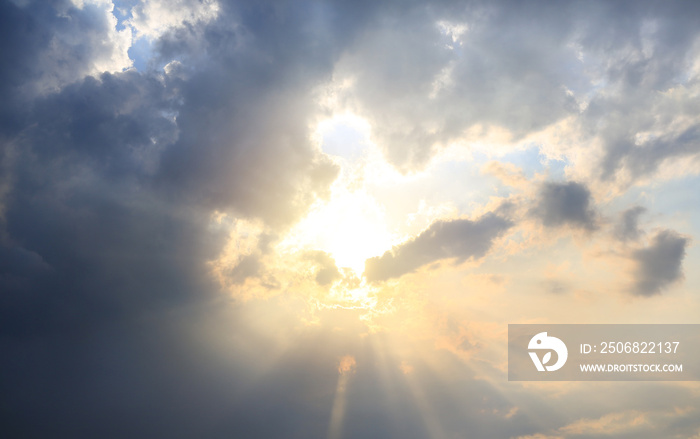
[615,206,647,242]
[0,64,219,338]
[27,71,179,175]
[0,0,380,334]
[530,181,598,230]
[0,0,119,133]
[0,0,380,436]
[365,213,512,282]
[631,230,688,296]
[0,0,129,100]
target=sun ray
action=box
[327,355,357,439]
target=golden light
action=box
[280,188,392,274]
[327,355,357,439]
[278,114,395,276]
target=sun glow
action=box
[278,115,396,275]
[281,189,392,274]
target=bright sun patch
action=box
[278,115,395,275]
[280,189,392,274]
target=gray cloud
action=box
[615,206,647,242]
[530,181,598,230]
[574,1,700,183]
[328,0,700,184]
[541,279,570,295]
[0,0,131,102]
[631,230,688,296]
[365,213,512,282]
[0,0,373,326]
[227,255,261,285]
[591,101,700,184]
[335,1,582,171]
[0,0,121,135]
[0,1,375,435]
[306,251,342,286]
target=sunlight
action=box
[279,114,395,275]
[301,190,392,273]
[327,355,356,439]
[277,187,393,275]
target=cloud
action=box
[0,2,370,435]
[513,406,699,439]
[631,229,688,296]
[365,213,513,282]
[0,0,131,102]
[0,0,367,336]
[26,71,178,175]
[576,2,700,185]
[128,0,220,39]
[306,251,342,286]
[333,1,582,171]
[540,279,569,295]
[530,181,598,230]
[2,1,700,438]
[321,0,700,191]
[0,1,372,429]
[615,206,647,242]
[558,410,649,435]
[226,254,261,285]
[482,161,529,189]
[0,68,214,336]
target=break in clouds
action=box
[1,0,699,438]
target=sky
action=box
[1,0,700,438]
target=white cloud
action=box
[128,0,220,39]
